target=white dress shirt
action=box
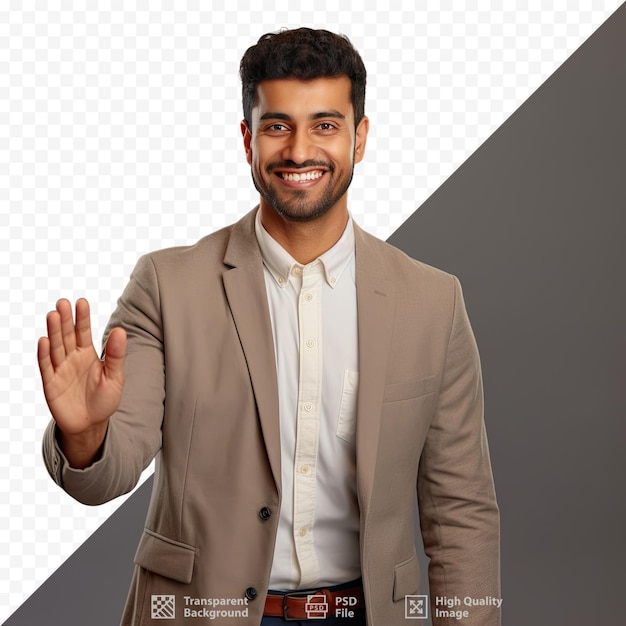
[255,210,361,590]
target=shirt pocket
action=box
[336,369,359,445]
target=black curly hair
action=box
[240,28,367,128]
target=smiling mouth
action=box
[275,169,326,182]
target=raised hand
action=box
[37,298,126,467]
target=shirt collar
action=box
[254,208,355,289]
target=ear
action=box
[241,120,253,165]
[354,115,369,164]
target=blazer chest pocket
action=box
[383,375,437,403]
[134,528,196,584]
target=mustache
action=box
[266,160,334,173]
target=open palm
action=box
[37,298,126,437]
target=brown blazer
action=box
[43,208,500,625]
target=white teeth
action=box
[280,170,324,182]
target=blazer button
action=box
[245,587,257,601]
[259,506,272,521]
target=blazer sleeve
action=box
[42,254,165,505]
[417,276,501,625]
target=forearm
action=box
[420,486,500,624]
[43,409,161,505]
[42,254,165,504]
[57,420,108,469]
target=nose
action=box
[282,127,316,164]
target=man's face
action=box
[241,76,369,223]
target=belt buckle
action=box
[282,590,311,621]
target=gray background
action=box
[394,5,626,623]
[3,3,625,625]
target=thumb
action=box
[103,327,127,377]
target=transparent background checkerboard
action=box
[0,0,620,619]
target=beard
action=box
[251,159,355,223]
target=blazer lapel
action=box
[222,209,281,492]
[354,224,396,514]
[220,214,394,506]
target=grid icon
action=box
[151,594,175,619]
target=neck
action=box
[258,202,349,264]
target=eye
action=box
[316,122,336,131]
[263,123,289,134]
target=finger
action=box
[46,309,66,369]
[56,298,77,355]
[102,327,127,380]
[75,298,94,349]
[37,336,55,386]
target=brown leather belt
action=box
[264,584,364,620]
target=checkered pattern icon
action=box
[151,595,176,619]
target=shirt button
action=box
[305,339,315,348]
[258,506,272,521]
[304,402,313,412]
[245,587,258,601]
[330,276,337,285]
[299,528,307,537]
[278,277,285,286]
[300,465,310,474]
[304,293,313,302]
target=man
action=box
[38,28,500,625]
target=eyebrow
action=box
[259,110,346,121]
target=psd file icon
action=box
[405,595,428,619]
[305,593,329,619]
